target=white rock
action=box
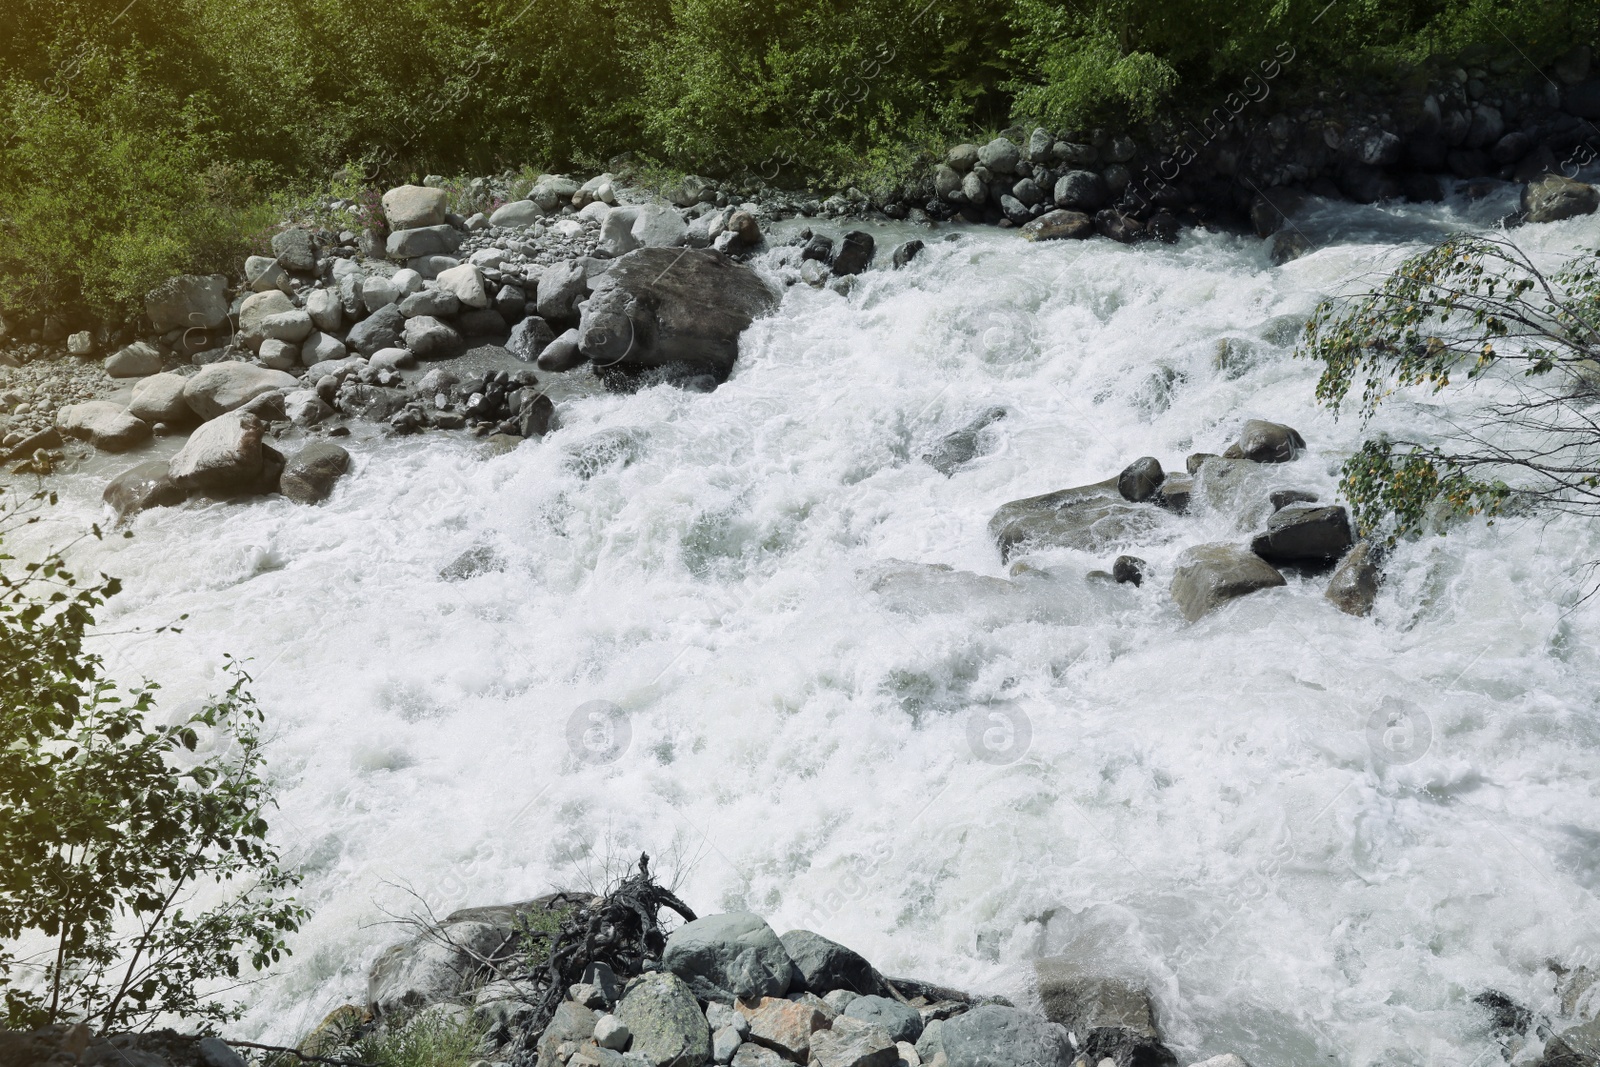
[551,219,585,239]
[104,341,163,378]
[436,264,490,309]
[383,185,448,230]
[244,256,291,293]
[391,268,425,295]
[301,331,347,365]
[631,204,689,248]
[56,401,150,452]
[168,410,267,492]
[469,248,507,269]
[259,310,313,344]
[305,288,342,332]
[183,363,299,421]
[362,274,401,311]
[594,1014,631,1051]
[67,331,94,356]
[259,338,299,370]
[599,207,641,256]
[579,201,611,223]
[284,389,334,426]
[128,373,193,424]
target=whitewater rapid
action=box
[17,186,1600,1066]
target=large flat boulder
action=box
[1249,504,1352,563]
[183,363,298,421]
[663,912,793,1003]
[939,1005,1072,1067]
[128,373,195,425]
[988,478,1169,562]
[615,971,711,1067]
[1169,543,1286,621]
[383,184,448,230]
[167,411,269,492]
[56,402,150,452]
[565,248,778,383]
[104,460,185,518]
[780,930,887,997]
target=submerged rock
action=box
[989,478,1169,561]
[1325,541,1380,616]
[1523,174,1599,224]
[280,442,351,504]
[1169,543,1286,621]
[923,407,1006,476]
[1250,504,1352,563]
[104,460,185,518]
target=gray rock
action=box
[183,363,299,421]
[104,460,186,518]
[538,260,589,322]
[714,1027,743,1064]
[105,341,164,378]
[913,1019,943,1062]
[1523,174,1600,223]
[601,207,644,256]
[145,274,229,334]
[387,224,464,260]
[63,330,91,357]
[306,288,342,332]
[536,328,586,373]
[383,185,448,230]
[399,289,461,318]
[633,204,690,248]
[595,1014,632,1051]
[1011,178,1043,207]
[168,411,267,492]
[404,315,465,360]
[922,406,1006,476]
[832,232,875,276]
[733,1044,790,1067]
[347,304,406,355]
[1113,555,1148,586]
[368,898,560,1019]
[999,195,1031,224]
[490,200,545,228]
[458,308,507,336]
[197,1036,247,1067]
[1536,1016,1600,1067]
[892,241,925,269]
[779,929,887,996]
[1250,504,1352,562]
[257,338,297,371]
[1034,959,1158,1042]
[948,144,979,172]
[54,402,150,452]
[662,912,793,1003]
[1117,457,1165,502]
[508,315,557,362]
[615,971,711,1067]
[531,175,582,210]
[259,310,314,345]
[284,389,334,426]
[961,171,988,206]
[978,137,1020,175]
[538,1000,600,1067]
[810,1019,899,1067]
[843,996,922,1043]
[1053,171,1108,212]
[239,290,296,350]
[301,330,347,365]
[1325,541,1380,616]
[1169,543,1286,622]
[437,263,491,310]
[1227,419,1304,463]
[244,255,291,293]
[1269,488,1318,510]
[1021,210,1094,241]
[272,228,316,272]
[989,478,1169,561]
[826,990,861,1015]
[128,373,194,425]
[939,1005,1070,1067]
[573,248,778,382]
[496,283,528,323]
[935,165,964,200]
[369,347,415,373]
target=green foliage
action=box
[0,489,304,1030]
[1299,234,1600,543]
[313,1007,489,1067]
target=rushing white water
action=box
[16,187,1600,1066]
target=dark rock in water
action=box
[801,234,834,263]
[280,442,350,505]
[831,231,875,276]
[573,248,778,383]
[923,406,1006,475]
[1170,542,1286,621]
[1113,555,1148,586]
[1472,990,1535,1035]
[892,240,925,269]
[1117,457,1165,502]
[1270,488,1318,510]
[1155,474,1191,513]
[1185,452,1218,475]
[1095,209,1144,243]
[1270,231,1312,265]
[844,996,922,1043]
[1034,960,1162,1060]
[780,930,888,997]
[104,460,186,518]
[440,545,503,581]
[1147,211,1180,244]
[347,304,405,355]
[1054,170,1109,212]
[662,911,793,1003]
[519,392,555,437]
[1539,1017,1600,1067]
[1523,174,1600,224]
[1251,504,1352,563]
[990,478,1169,561]
[1022,210,1094,241]
[537,328,586,372]
[507,315,556,362]
[1325,540,1380,616]
[1225,419,1305,463]
[940,1004,1072,1067]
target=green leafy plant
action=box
[0,488,305,1030]
[1299,233,1600,543]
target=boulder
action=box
[714,1027,742,1064]
[239,290,296,350]
[1053,171,1108,212]
[284,389,334,427]
[272,228,316,272]
[939,1005,1071,1067]
[508,315,557,363]
[104,460,185,518]
[1169,543,1286,622]
[734,1044,790,1067]
[183,363,299,421]
[572,248,779,382]
[1522,174,1600,224]
[531,175,582,210]
[978,137,1020,175]
[369,347,414,373]
[600,207,643,257]
[615,971,711,1067]
[779,930,887,997]
[537,329,585,372]
[633,205,690,248]
[948,144,979,172]
[1538,1017,1600,1067]
[362,274,401,312]
[495,283,528,323]
[1224,419,1304,463]
[383,185,448,231]
[168,411,268,492]
[489,200,545,228]
[741,997,828,1062]
[258,338,299,371]
[1117,457,1165,502]
[404,315,465,360]
[387,224,463,260]
[538,260,589,322]
[260,310,314,345]
[128,373,194,425]
[1034,959,1159,1046]
[1250,504,1352,563]
[458,307,507,336]
[594,1014,631,1051]
[346,304,406,355]
[1269,489,1318,510]
[1113,555,1148,586]
[301,330,347,365]
[810,1019,900,1067]
[244,256,291,293]
[1021,211,1094,242]
[56,402,150,452]
[832,232,875,276]
[369,898,561,1018]
[145,274,229,334]
[537,1001,600,1067]
[281,442,351,504]
[105,341,163,378]
[1325,541,1380,616]
[399,288,460,318]
[436,263,491,309]
[989,478,1168,561]
[843,996,922,1043]
[662,912,793,1003]
[892,240,925,269]
[306,288,342,332]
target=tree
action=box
[1299,232,1600,543]
[0,487,305,1031]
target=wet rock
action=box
[1155,475,1191,513]
[939,1004,1071,1067]
[168,411,268,492]
[832,232,876,276]
[1523,174,1600,223]
[1269,489,1318,510]
[1021,210,1095,241]
[989,478,1169,561]
[780,930,887,997]
[574,248,778,383]
[1054,171,1108,212]
[843,997,922,1044]
[615,971,711,1067]
[1117,457,1164,502]
[892,240,925,269]
[1185,1057,1249,1067]
[537,329,586,373]
[1250,504,1352,563]
[128,373,193,425]
[741,997,828,1062]
[923,406,1006,476]
[104,460,186,518]
[1325,541,1380,616]
[508,315,557,363]
[56,402,150,452]
[183,363,298,421]
[383,185,449,230]
[1225,419,1304,463]
[1113,556,1148,586]
[281,442,351,504]
[1270,231,1312,265]
[1539,1018,1600,1067]
[663,912,793,1003]
[519,391,556,437]
[145,274,229,334]
[1169,543,1286,622]
[1034,959,1159,1048]
[105,341,164,378]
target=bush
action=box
[0,489,304,1029]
